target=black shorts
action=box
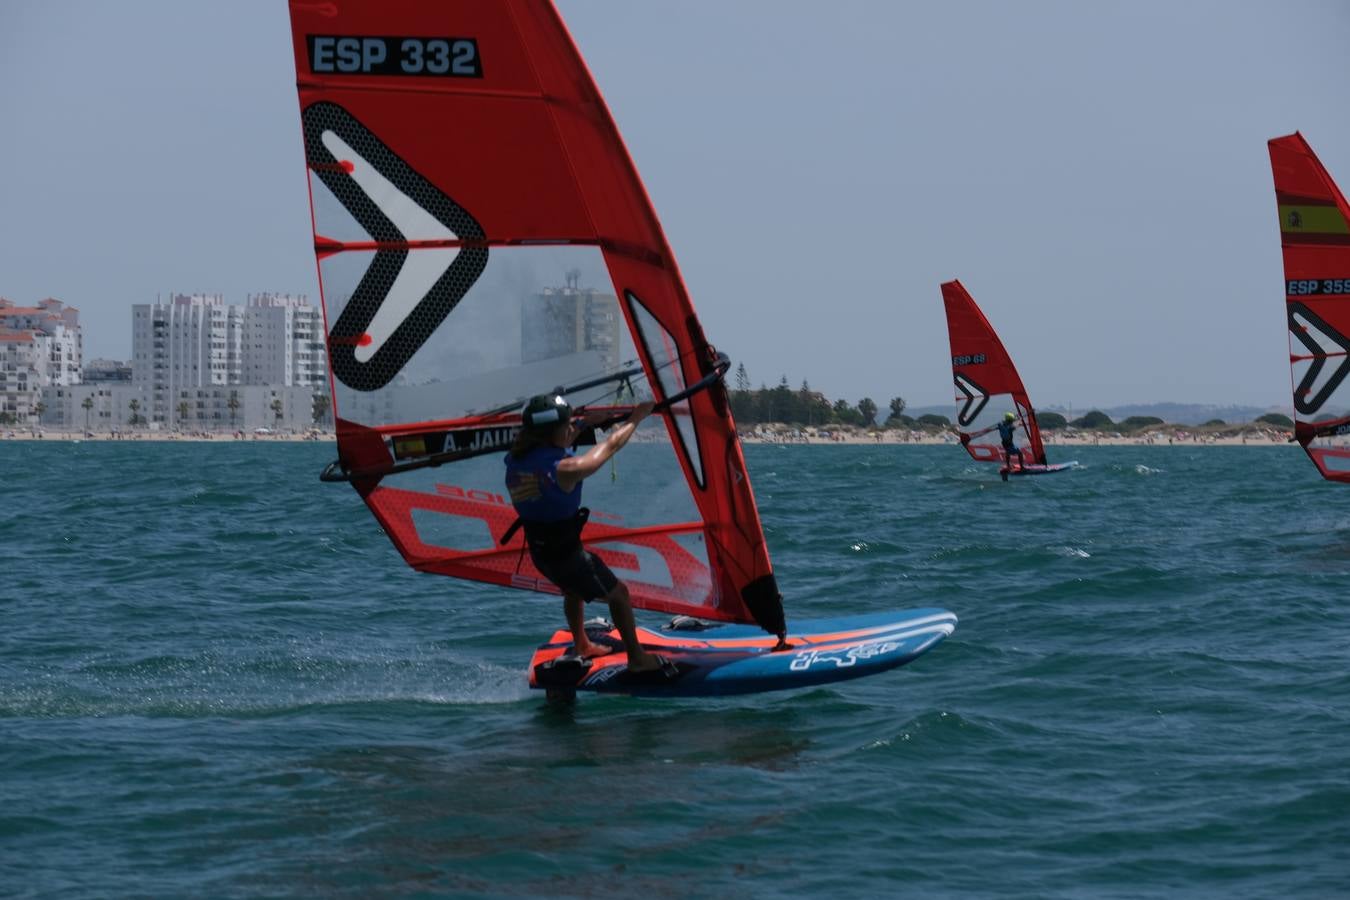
[530,545,618,602]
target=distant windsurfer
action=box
[505,393,666,673]
[965,411,1025,472]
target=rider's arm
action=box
[556,402,654,491]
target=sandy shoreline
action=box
[2,426,1296,448]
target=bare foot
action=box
[626,652,664,673]
[575,640,613,659]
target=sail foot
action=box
[742,573,786,641]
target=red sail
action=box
[287,2,783,633]
[941,280,1047,467]
[1269,133,1350,483]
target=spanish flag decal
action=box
[1279,203,1350,236]
[392,435,427,459]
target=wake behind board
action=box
[1003,460,1079,478]
[529,608,956,699]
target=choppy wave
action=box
[2,441,1348,898]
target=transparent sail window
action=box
[317,245,639,426]
[624,292,706,489]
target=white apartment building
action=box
[132,294,242,425]
[40,382,145,430]
[152,383,324,431]
[40,383,327,433]
[0,298,82,386]
[0,297,82,423]
[132,293,326,427]
[1,329,51,422]
[38,356,146,431]
[242,293,325,387]
[521,273,622,373]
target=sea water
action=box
[2,441,1347,898]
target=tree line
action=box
[718,364,1299,433]
[727,364,911,428]
[1037,410,1294,431]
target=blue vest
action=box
[997,420,1017,447]
[504,445,582,523]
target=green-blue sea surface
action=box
[2,441,1347,898]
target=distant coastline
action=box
[1,421,1295,448]
[736,425,1291,448]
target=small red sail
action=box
[940,280,1047,468]
[1268,133,1350,483]
[287,1,783,634]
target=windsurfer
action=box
[505,393,667,673]
[966,411,1025,471]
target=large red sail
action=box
[1268,133,1350,483]
[287,2,783,634]
[940,280,1047,466]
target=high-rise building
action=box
[0,297,82,422]
[132,294,243,425]
[521,271,621,373]
[241,293,325,387]
[132,293,325,426]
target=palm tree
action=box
[311,392,330,427]
[32,401,46,428]
[227,390,240,431]
[128,397,141,427]
[177,400,190,430]
[81,395,94,432]
[887,396,907,427]
[858,397,878,427]
[271,397,284,430]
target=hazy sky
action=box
[3,1,1349,409]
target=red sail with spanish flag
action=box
[941,279,1049,471]
[286,1,784,634]
[1268,133,1350,483]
